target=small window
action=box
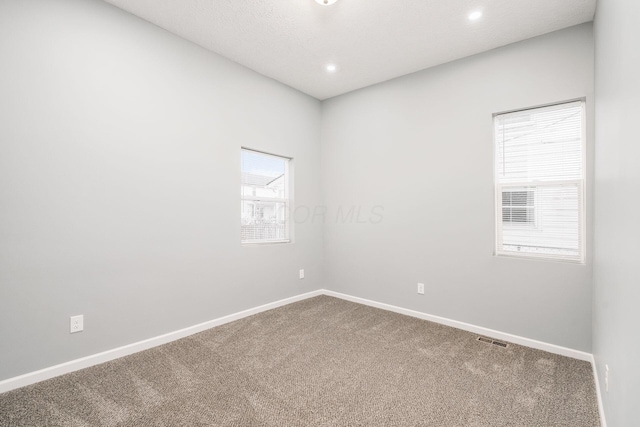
[502,189,535,225]
[240,148,291,244]
[494,101,585,262]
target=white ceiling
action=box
[104,0,596,100]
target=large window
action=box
[240,148,291,244]
[494,101,585,262]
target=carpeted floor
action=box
[0,295,600,426]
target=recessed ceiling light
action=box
[315,0,338,5]
[468,11,483,21]
[326,64,337,72]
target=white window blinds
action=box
[240,149,290,244]
[494,101,585,262]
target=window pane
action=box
[495,102,583,183]
[510,207,529,223]
[241,150,287,200]
[240,148,290,244]
[502,190,535,225]
[502,191,511,206]
[510,191,530,206]
[502,207,511,222]
[501,184,580,258]
[241,201,288,242]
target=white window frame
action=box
[494,100,586,263]
[240,148,292,245]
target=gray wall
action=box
[0,0,323,381]
[593,0,640,424]
[321,24,595,352]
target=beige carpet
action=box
[0,295,600,426]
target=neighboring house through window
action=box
[502,189,535,225]
[240,148,291,244]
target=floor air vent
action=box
[477,336,508,348]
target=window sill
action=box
[241,240,291,246]
[495,251,584,265]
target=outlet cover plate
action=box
[70,315,84,333]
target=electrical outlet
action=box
[299,269,305,279]
[605,364,609,392]
[70,315,83,334]
[417,283,425,295]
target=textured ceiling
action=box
[104,0,596,100]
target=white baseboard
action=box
[322,290,592,362]
[591,356,608,427]
[0,290,323,394]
